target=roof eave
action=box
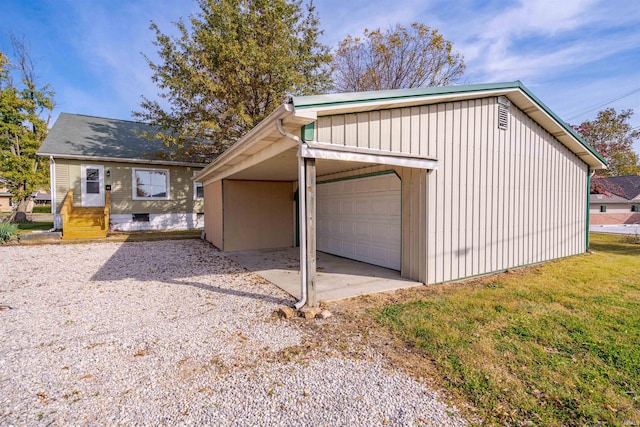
[37,152,208,168]
[194,104,316,183]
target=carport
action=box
[194,100,438,307]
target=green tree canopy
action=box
[135,0,332,161]
[332,23,465,92]
[575,108,640,178]
[0,36,55,220]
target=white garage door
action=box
[317,173,401,270]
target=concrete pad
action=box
[228,247,423,302]
[19,231,62,243]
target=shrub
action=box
[32,206,51,213]
[621,232,640,244]
[0,222,18,243]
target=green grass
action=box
[377,233,640,426]
[16,221,54,235]
[32,206,51,213]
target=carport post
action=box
[305,157,317,307]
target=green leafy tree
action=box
[332,23,465,92]
[575,108,640,179]
[135,0,332,161]
[0,36,55,222]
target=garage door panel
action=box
[317,173,401,270]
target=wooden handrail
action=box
[103,190,111,232]
[60,190,74,216]
[60,190,73,235]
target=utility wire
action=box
[567,87,640,121]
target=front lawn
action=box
[377,233,639,426]
[16,221,54,235]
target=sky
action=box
[1,0,639,153]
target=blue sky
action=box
[2,0,639,153]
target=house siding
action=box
[316,97,588,284]
[54,159,203,215]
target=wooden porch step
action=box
[67,216,106,226]
[62,226,108,240]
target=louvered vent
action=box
[497,96,510,130]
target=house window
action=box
[600,205,606,213]
[632,205,639,212]
[132,168,170,200]
[193,172,204,199]
[195,183,204,199]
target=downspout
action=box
[586,167,595,251]
[49,156,57,232]
[276,119,307,309]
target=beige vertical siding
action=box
[54,161,72,211]
[316,96,588,284]
[53,159,203,214]
[204,180,223,249]
[422,98,588,283]
[222,180,293,252]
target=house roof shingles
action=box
[597,175,640,201]
[38,113,207,167]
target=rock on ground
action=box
[0,240,466,426]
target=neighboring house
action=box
[195,81,606,306]
[590,175,640,225]
[0,178,12,212]
[31,191,52,206]
[38,113,207,235]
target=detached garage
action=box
[194,81,606,307]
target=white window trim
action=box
[193,171,204,200]
[132,167,170,201]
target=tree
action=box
[332,23,465,93]
[0,35,55,222]
[574,108,640,179]
[135,0,332,161]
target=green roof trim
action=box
[292,81,606,166]
[514,83,607,166]
[292,81,522,109]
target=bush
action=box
[621,232,640,244]
[0,222,18,243]
[32,206,51,213]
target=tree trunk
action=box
[10,200,30,223]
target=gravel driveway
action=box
[0,240,466,426]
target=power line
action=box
[566,87,640,121]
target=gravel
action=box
[0,239,467,426]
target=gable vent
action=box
[497,96,510,130]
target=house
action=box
[31,191,52,206]
[38,113,207,238]
[0,178,12,212]
[590,175,640,225]
[194,81,607,307]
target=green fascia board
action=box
[514,83,607,166]
[292,81,523,109]
[293,81,607,166]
